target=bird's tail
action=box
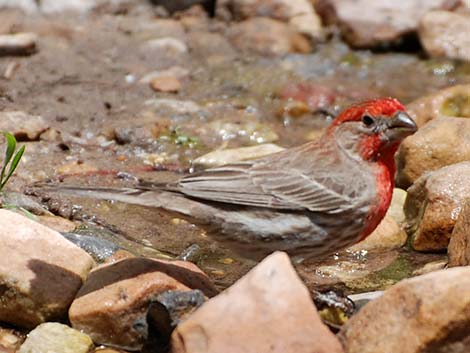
[36,184,211,222]
[37,184,168,207]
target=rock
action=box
[0,209,94,328]
[0,33,37,56]
[36,215,76,233]
[406,84,470,128]
[40,0,97,13]
[412,259,447,276]
[419,11,470,61]
[0,0,37,13]
[0,191,52,216]
[18,323,93,353]
[228,17,312,56]
[143,37,188,54]
[387,188,407,224]
[404,162,470,252]
[187,31,237,59]
[69,257,217,351]
[315,0,459,48]
[192,144,285,168]
[347,215,407,252]
[448,199,470,266]
[397,117,470,188]
[221,0,323,39]
[0,111,48,141]
[0,327,24,352]
[61,232,121,263]
[140,66,190,84]
[171,252,344,353]
[339,267,470,353]
[147,290,206,349]
[150,76,182,93]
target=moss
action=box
[340,52,362,67]
[346,255,413,292]
[440,94,470,118]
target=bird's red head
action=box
[326,97,417,163]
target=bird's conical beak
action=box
[385,111,417,141]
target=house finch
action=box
[43,98,416,261]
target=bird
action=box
[40,98,417,262]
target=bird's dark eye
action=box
[362,115,374,127]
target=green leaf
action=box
[1,145,25,188]
[0,132,16,183]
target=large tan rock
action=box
[228,17,312,56]
[315,0,458,48]
[448,199,470,266]
[404,162,470,251]
[419,11,470,61]
[347,215,407,252]
[69,257,217,351]
[0,209,94,328]
[220,0,323,39]
[171,252,344,353]
[405,84,470,128]
[396,117,470,188]
[339,267,470,353]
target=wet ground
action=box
[1,3,466,292]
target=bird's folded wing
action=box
[176,160,352,212]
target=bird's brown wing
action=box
[176,146,356,213]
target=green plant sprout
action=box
[0,132,25,193]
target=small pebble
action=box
[150,76,182,93]
[0,33,37,56]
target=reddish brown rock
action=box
[396,117,470,188]
[0,209,94,328]
[150,76,182,93]
[404,162,470,252]
[339,267,470,353]
[419,11,470,61]
[69,257,217,351]
[448,199,470,266]
[315,0,459,48]
[171,252,344,353]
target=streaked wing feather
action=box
[177,145,354,212]
[178,163,301,209]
